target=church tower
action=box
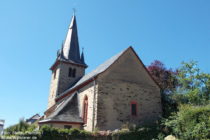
[48,14,87,109]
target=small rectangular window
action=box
[131,102,137,116]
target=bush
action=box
[112,125,164,140]
[40,125,92,140]
[4,119,31,135]
[163,104,210,140]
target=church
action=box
[38,13,162,131]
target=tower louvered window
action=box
[72,69,76,77]
[68,68,72,77]
[68,68,76,78]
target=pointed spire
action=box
[57,41,64,59]
[61,13,81,63]
[80,48,85,65]
[60,41,64,59]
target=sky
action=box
[0,0,209,128]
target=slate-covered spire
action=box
[80,48,85,65]
[62,14,81,64]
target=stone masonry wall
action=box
[47,62,85,109]
[57,63,85,95]
[47,68,60,109]
[95,48,162,130]
[97,80,162,130]
[78,81,98,132]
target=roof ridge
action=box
[28,113,40,120]
[40,93,83,124]
[48,93,76,119]
[56,47,132,101]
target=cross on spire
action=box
[73,8,76,15]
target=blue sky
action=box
[0,0,209,128]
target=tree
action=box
[147,60,178,94]
[147,60,178,117]
[4,118,36,135]
[173,61,210,105]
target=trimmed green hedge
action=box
[1,124,163,140]
[40,125,92,140]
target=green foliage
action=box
[161,93,178,118]
[163,104,210,140]
[147,60,179,117]
[27,124,38,132]
[4,118,31,135]
[148,60,210,140]
[3,60,210,140]
[4,124,165,140]
[111,125,165,140]
[174,61,210,105]
[40,125,92,140]
[147,60,178,94]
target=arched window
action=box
[72,69,76,78]
[83,96,88,124]
[68,68,72,77]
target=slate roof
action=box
[28,114,40,120]
[41,46,160,124]
[40,48,127,124]
[56,14,86,67]
[80,50,86,65]
[40,93,83,123]
[56,47,127,99]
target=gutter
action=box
[39,120,83,125]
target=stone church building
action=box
[39,14,162,131]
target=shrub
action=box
[4,119,31,135]
[163,104,210,140]
[112,125,163,140]
[40,125,92,140]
